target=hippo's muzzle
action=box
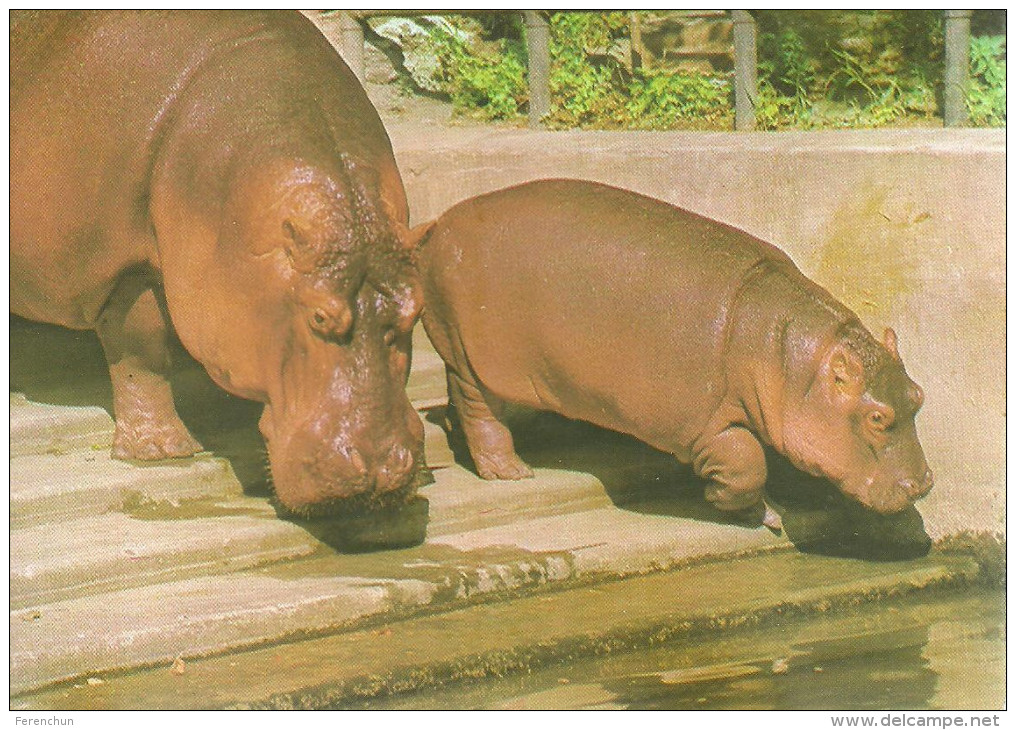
[845,466,935,515]
[260,404,427,518]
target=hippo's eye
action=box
[867,407,895,432]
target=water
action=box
[356,590,1004,710]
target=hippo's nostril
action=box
[897,478,921,498]
[375,443,415,493]
[924,468,934,489]
[348,448,367,476]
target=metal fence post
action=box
[339,11,366,84]
[943,9,973,127]
[732,10,758,131]
[524,11,551,129]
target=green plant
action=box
[967,35,1006,126]
[545,12,733,130]
[769,28,814,100]
[626,69,731,129]
[426,21,527,120]
[546,12,629,128]
[404,10,1001,131]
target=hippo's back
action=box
[421,179,808,455]
[10,11,398,328]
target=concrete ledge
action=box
[10,502,321,609]
[9,454,787,694]
[13,551,980,709]
[10,449,243,528]
[10,394,113,458]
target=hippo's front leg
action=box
[692,426,769,522]
[95,273,203,460]
[447,370,535,481]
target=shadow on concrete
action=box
[11,315,431,553]
[280,496,431,554]
[764,449,932,561]
[11,315,271,497]
[431,405,931,561]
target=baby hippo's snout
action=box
[899,468,934,501]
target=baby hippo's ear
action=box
[883,327,901,361]
[825,342,865,402]
[391,220,438,251]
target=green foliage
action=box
[545,12,629,127]
[756,10,945,128]
[967,35,1006,127]
[426,21,527,121]
[761,28,814,100]
[626,70,730,129]
[544,12,731,130]
[408,11,1004,130]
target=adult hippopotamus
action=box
[418,180,933,520]
[11,10,428,517]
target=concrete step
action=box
[12,551,981,709]
[422,464,617,537]
[9,456,787,695]
[10,568,433,695]
[7,459,655,616]
[9,393,114,458]
[10,449,244,529]
[10,499,321,610]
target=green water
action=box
[356,590,1005,711]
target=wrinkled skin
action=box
[419,180,932,519]
[10,10,428,516]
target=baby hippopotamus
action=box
[417,179,932,524]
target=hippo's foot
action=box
[717,501,783,533]
[112,415,203,461]
[474,450,535,481]
[444,370,533,481]
[762,504,783,533]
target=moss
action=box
[936,531,1006,588]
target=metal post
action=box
[630,12,644,71]
[943,10,972,127]
[732,10,758,131]
[339,11,366,84]
[524,11,551,129]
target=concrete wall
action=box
[389,127,1006,539]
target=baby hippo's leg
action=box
[95,274,203,460]
[447,369,534,481]
[692,426,770,525]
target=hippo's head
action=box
[190,152,430,517]
[782,325,932,514]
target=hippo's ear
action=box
[282,218,318,271]
[392,220,437,251]
[883,328,901,361]
[826,343,865,401]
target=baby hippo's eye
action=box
[867,407,895,432]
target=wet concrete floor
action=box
[357,589,1005,711]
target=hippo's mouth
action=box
[271,465,434,520]
[838,478,927,515]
